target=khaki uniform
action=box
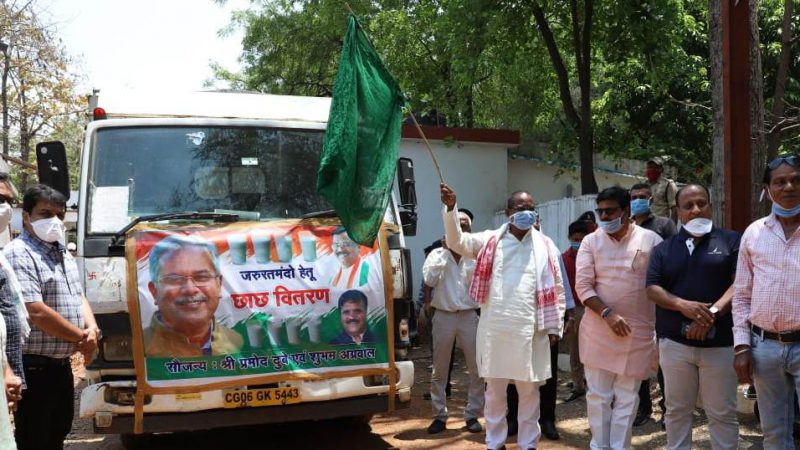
[649,177,678,218]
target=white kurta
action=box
[444,206,565,383]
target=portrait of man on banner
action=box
[143,234,243,357]
[330,290,376,345]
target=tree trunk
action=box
[749,0,769,220]
[578,126,597,194]
[709,0,725,226]
[532,0,598,194]
[765,0,792,159]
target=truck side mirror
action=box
[396,157,417,236]
[36,141,70,198]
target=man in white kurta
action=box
[575,186,662,450]
[441,185,566,450]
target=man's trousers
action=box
[430,309,484,421]
[585,366,641,450]
[15,356,74,450]
[659,338,738,450]
[485,377,543,450]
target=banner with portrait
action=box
[126,219,390,389]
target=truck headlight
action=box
[102,335,133,362]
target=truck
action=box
[38,90,417,447]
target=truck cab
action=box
[63,91,416,445]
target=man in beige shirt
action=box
[646,157,678,220]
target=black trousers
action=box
[506,340,559,423]
[15,356,74,450]
[638,367,666,415]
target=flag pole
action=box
[406,110,445,184]
[343,3,445,184]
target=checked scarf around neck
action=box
[468,225,562,331]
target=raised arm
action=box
[440,183,487,258]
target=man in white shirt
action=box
[423,210,484,434]
[440,184,566,450]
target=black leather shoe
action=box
[507,419,518,437]
[427,419,446,434]
[487,446,506,450]
[563,390,585,403]
[540,420,560,440]
[633,410,651,427]
[466,418,483,433]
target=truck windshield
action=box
[87,126,331,234]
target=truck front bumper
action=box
[81,360,413,434]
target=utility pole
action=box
[0,41,9,156]
[721,0,752,233]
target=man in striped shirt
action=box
[5,185,99,450]
[732,154,800,449]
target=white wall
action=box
[508,158,641,204]
[398,139,509,297]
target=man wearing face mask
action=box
[645,157,678,221]
[629,182,675,428]
[4,184,99,450]
[575,186,662,450]
[646,184,740,449]
[630,183,676,240]
[732,154,800,449]
[440,184,566,450]
[563,220,589,403]
[0,173,26,406]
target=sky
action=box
[41,0,250,103]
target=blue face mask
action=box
[570,242,581,251]
[767,190,800,217]
[510,210,538,231]
[630,198,650,216]
[773,202,800,218]
[598,216,623,234]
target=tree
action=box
[216,0,799,196]
[0,0,83,188]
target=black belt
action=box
[23,354,71,367]
[752,325,800,343]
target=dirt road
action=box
[65,348,768,449]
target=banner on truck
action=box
[127,220,390,389]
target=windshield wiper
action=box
[112,212,240,243]
[300,209,338,219]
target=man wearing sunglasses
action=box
[575,186,662,450]
[732,154,800,449]
[144,234,243,357]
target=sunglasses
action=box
[767,155,800,170]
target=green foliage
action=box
[216,0,800,183]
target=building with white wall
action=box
[400,125,645,298]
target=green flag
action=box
[317,14,405,246]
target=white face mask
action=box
[683,217,713,237]
[0,203,11,230]
[31,216,65,244]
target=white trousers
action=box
[485,377,543,450]
[585,367,641,450]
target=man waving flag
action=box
[317,14,405,246]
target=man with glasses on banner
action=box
[144,234,242,357]
[575,186,662,449]
[732,154,800,449]
[440,184,566,450]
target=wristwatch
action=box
[709,305,720,318]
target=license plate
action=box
[223,387,301,409]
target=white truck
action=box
[39,91,417,447]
